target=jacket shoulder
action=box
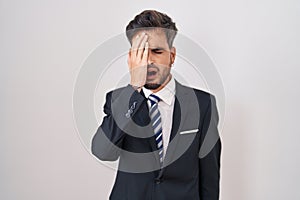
[106,85,128,96]
[179,83,214,102]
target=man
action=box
[91,10,221,200]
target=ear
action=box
[170,47,176,64]
[127,49,131,66]
[128,48,132,57]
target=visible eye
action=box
[152,49,163,54]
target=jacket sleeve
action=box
[199,94,222,200]
[91,85,146,161]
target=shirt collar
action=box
[142,76,176,106]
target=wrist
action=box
[130,84,143,92]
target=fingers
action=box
[136,34,148,60]
[131,34,142,59]
[132,32,145,51]
[128,33,148,88]
[142,42,149,64]
[131,32,148,60]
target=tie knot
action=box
[148,94,160,106]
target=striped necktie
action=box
[148,94,164,166]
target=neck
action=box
[151,74,172,93]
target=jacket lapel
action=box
[162,81,190,167]
[145,80,197,170]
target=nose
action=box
[147,50,154,65]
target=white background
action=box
[1,0,300,199]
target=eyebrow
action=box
[151,47,165,51]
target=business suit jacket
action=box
[91,80,221,200]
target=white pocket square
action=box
[179,129,199,135]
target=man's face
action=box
[132,29,176,90]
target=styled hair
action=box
[125,10,178,48]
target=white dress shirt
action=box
[142,76,176,159]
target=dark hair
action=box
[126,10,178,48]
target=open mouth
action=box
[147,71,157,76]
[147,68,158,79]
